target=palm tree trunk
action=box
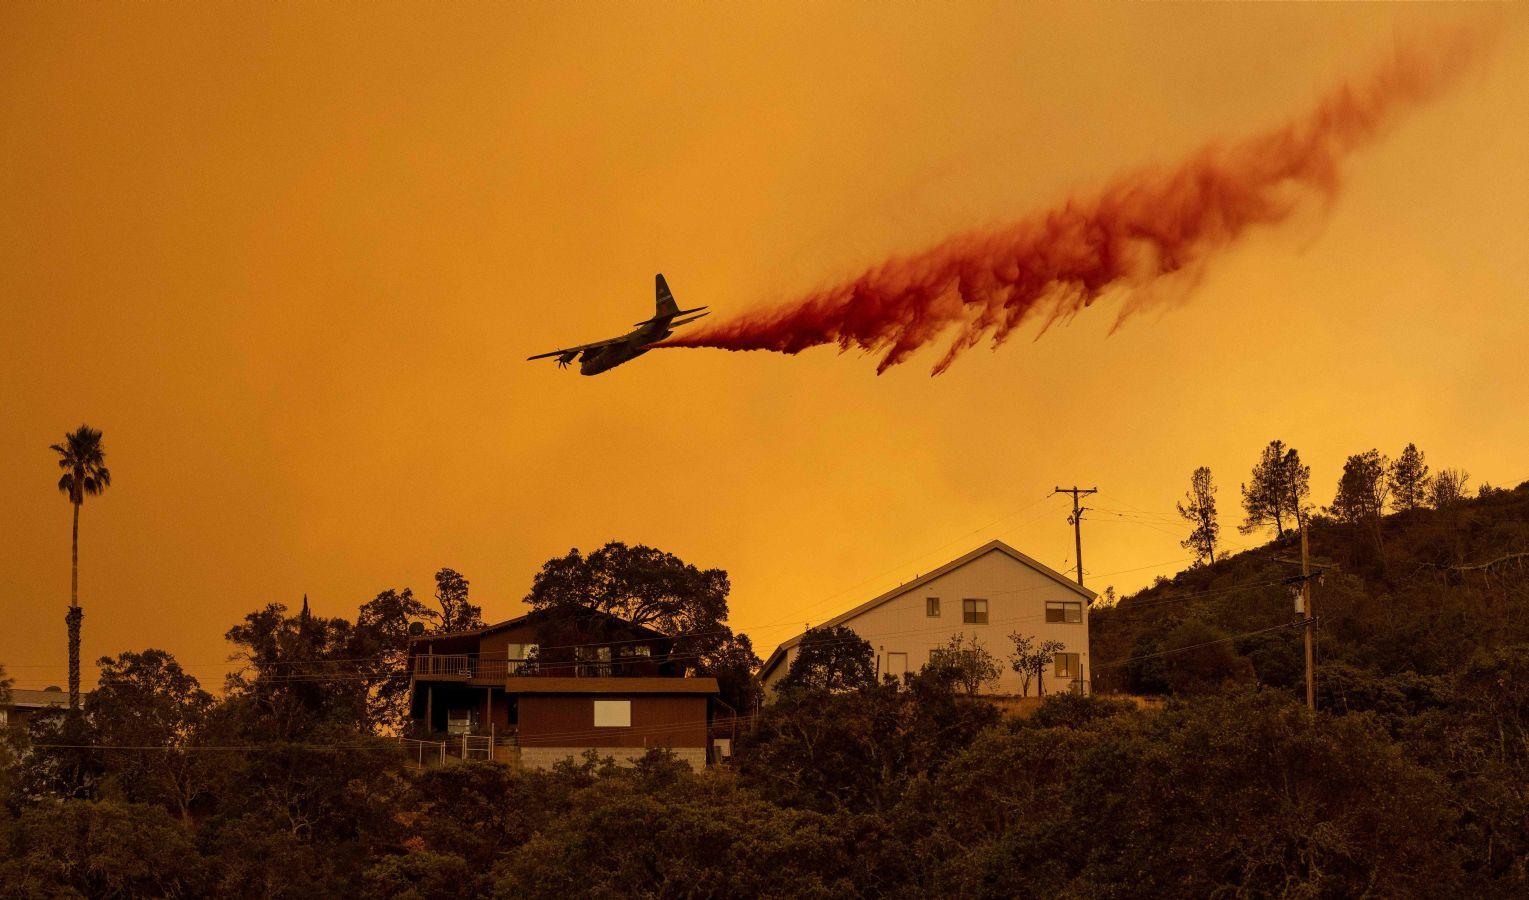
[68,500,81,710]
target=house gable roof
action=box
[760,540,1096,679]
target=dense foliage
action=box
[2,491,1525,897]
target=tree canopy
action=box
[1177,465,1220,565]
[51,424,111,505]
[1240,439,1310,537]
[777,624,875,694]
[525,542,759,707]
[1390,442,1432,511]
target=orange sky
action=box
[2,3,1526,691]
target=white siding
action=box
[763,548,1090,697]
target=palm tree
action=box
[51,425,111,710]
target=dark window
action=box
[962,598,988,624]
[577,646,612,676]
[1054,652,1080,678]
[926,597,941,617]
[1046,601,1083,624]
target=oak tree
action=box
[779,625,875,694]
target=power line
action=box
[4,572,1294,687]
[1092,619,1311,670]
[1052,485,1098,587]
[26,618,1315,754]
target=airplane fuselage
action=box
[578,322,672,375]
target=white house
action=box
[760,540,1096,697]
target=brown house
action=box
[407,609,719,769]
[509,677,717,770]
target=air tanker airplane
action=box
[527,274,708,375]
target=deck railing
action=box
[411,653,665,680]
[411,654,532,680]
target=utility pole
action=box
[1300,521,1316,711]
[1052,486,1098,587]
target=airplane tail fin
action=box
[655,274,679,319]
[636,274,706,325]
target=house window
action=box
[1054,652,1080,679]
[962,598,988,624]
[1046,601,1083,624]
[926,597,941,617]
[507,643,538,673]
[577,646,613,677]
[593,700,631,727]
[616,644,652,674]
[885,652,908,680]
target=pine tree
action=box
[1389,443,1432,511]
[1177,466,1220,566]
[1331,449,1390,552]
[1240,440,1310,537]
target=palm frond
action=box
[50,425,110,504]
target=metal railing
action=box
[400,737,447,768]
[411,653,665,680]
[399,731,519,768]
[411,654,531,680]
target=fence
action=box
[462,734,494,761]
[400,737,447,768]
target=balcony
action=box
[411,654,532,684]
[410,652,669,683]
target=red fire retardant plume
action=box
[658,27,1495,375]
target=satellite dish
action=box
[407,621,426,636]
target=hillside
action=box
[4,483,1526,896]
[1091,480,1529,698]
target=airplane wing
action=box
[526,336,623,362]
